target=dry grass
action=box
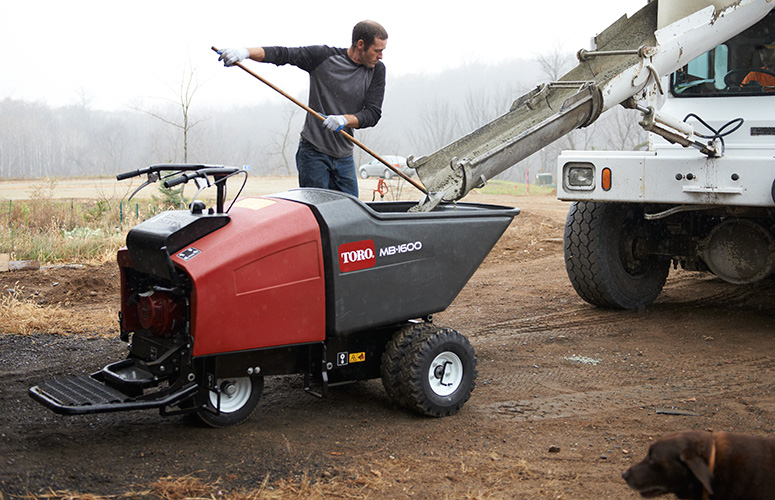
[12,475,357,500]
[7,451,562,500]
[1,178,151,264]
[0,292,116,337]
[143,474,214,500]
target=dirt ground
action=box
[1,191,774,499]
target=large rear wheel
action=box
[195,376,263,428]
[564,201,670,309]
[381,322,437,405]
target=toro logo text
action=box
[339,239,376,273]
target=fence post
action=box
[7,200,11,255]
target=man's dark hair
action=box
[351,20,388,49]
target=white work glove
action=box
[218,47,250,67]
[322,114,347,132]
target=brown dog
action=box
[622,430,775,500]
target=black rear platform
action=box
[31,376,132,414]
[29,363,198,415]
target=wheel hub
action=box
[427,352,463,397]
[222,382,238,397]
[433,362,452,384]
[209,377,252,413]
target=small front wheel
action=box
[397,328,477,417]
[195,376,263,427]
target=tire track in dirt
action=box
[475,341,775,423]
[470,306,638,338]
[468,275,775,424]
[659,270,775,312]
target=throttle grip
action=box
[116,170,140,181]
[163,174,189,188]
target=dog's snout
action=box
[622,468,631,481]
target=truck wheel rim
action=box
[427,352,463,397]
[209,377,251,413]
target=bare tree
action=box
[463,89,499,130]
[96,117,129,172]
[597,105,648,151]
[535,44,575,81]
[267,103,301,175]
[412,98,463,153]
[133,61,206,163]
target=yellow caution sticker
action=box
[349,352,366,363]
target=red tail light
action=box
[137,291,184,336]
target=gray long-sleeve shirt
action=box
[263,45,386,158]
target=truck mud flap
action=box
[29,375,198,415]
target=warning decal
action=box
[349,352,366,363]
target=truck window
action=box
[671,10,775,97]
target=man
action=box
[742,42,775,89]
[218,20,388,197]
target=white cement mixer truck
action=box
[409,0,775,309]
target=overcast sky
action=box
[2,0,646,111]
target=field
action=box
[0,175,442,201]
[0,177,773,499]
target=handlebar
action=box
[116,164,246,214]
[116,169,143,181]
[116,164,229,182]
[161,167,242,189]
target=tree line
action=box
[0,55,646,183]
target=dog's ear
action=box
[680,448,713,495]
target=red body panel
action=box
[181,198,325,356]
[117,198,327,357]
[179,198,326,356]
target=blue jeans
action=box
[295,140,358,197]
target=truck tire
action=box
[195,376,263,428]
[564,201,670,309]
[397,327,477,417]
[381,322,437,405]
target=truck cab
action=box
[557,8,775,309]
